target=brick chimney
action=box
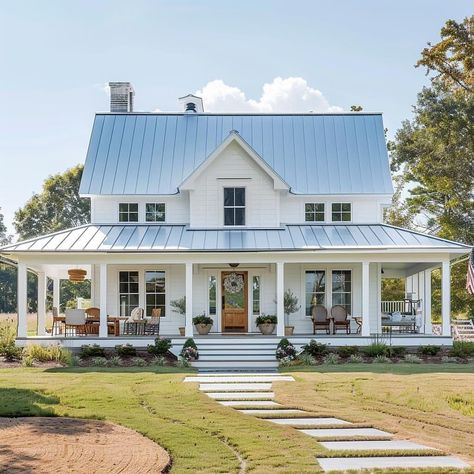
[109,82,134,112]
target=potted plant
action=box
[193,314,213,335]
[170,297,186,336]
[256,314,277,335]
[284,290,300,336]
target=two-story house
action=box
[2,83,470,365]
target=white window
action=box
[305,270,326,316]
[252,276,261,315]
[145,271,166,317]
[305,203,325,222]
[119,271,139,316]
[208,275,217,315]
[332,270,352,314]
[119,203,138,222]
[332,203,351,222]
[224,187,245,226]
[146,203,166,222]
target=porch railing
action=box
[381,300,406,313]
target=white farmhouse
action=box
[2,83,470,368]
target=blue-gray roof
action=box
[2,224,468,253]
[79,113,393,196]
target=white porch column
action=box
[185,263,193,337]
[17,262,28,338]
[361,261,370,337]
[37,272,47,336]
[276,262,285,337]
[53,278,60,312]
[423,270,432,335]
[441,260,451,337]
[99,263,108,338]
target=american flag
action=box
[467,249,474,295]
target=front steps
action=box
[190,337,279,372]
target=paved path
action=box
[185,372,470,472]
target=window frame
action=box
[145,203,166,223]
[223,187,246,226]
[208,275,217,316]
[118,271,140,317]
[252,275,261,315]
[331,269,352,315]
[144,270,166,317]
[305,270,327,316]
[331,202,352,222]
[118,203,139,223]
[305,202,325,222]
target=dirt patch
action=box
[0,417,170,473]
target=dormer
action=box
[178,94,204,113]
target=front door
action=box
[221,271,248,332]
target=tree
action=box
[0,207,11,246]
[350,105,363,112]
[416,16,474,94]
[14,165,90,240]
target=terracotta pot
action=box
[258,323,276,335]
[179,327,185,336]
[195,323,212,335]
[285,326,295,336]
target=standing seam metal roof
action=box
[79,113,394,196]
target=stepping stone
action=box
[268,418,351,426]
[301,428,393,438]
[316,456,470,472]
[238,409,306,415]
[185,375,294,383]
[196,372,279,376]
[320,440,434,451]
[219,400,281,407]
[205,392,275,400]
[199,383,272,392]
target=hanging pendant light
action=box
[68,268,87,282]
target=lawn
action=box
[0,365,472,473]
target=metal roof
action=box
[79,113,393,196]
[1,224,468,253]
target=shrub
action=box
[181,346,198,361]
[348,354,364,363]
[337,346,359,358]
[322,353,340,365]
[403,354,422,364]
[373,355,392,363]
[106,356,122,367]
[0,323,16,353]
[69,355,81,367]
[80,344,105,358]
[441,356,459,363]
[255,314,277,325]
[302,340,328,358]
[115,344,136,357]
[278,356,294,367]
[2,345,23,361]
[150,356,165,366]
[23,344,72,364]
[91,357,108,367]
[388,346,406,358]
[363,343,388,358]
[193,315,213,326]
[417,345,441,356]
[182,338,197,350]
[450,341,474,359]
[147,338,172,356]
[276,338,297,360]
[176,357,190,368]
[22,355,34,367]
[130,357,148,367]
[297,352,317,366]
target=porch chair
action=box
[85,307,100,335]
[144,308,161,335]
[331,305,350,334]
[311,305,331,334]
[52,307,63,335]
[123,307,146,335]
[64,309,87,337]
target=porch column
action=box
[17,262,28,338]
[423,270,432,335]
[53,278,60,312]
[441,260,451,337]
[185,263,193,337]
[37,271,47,336]
[99,263,108,338]
[361,261,370,337]
[276,262,284,337]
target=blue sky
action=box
[0,0,472,235]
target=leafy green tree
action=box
[14,165,90,239]
[0,207,11,246]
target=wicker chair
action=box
[311,305,331,334]
[331,305,350,334]
[144,308,161,335]
[123,307,145,335]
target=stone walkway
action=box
[184,373,470,472]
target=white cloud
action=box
[194,77,343,113]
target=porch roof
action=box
[1,224,470,254]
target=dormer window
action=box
[332,203,351,222]
[146,203,166,222]
[305,203,325,222]
[224,187,245,226]
[119,203,138,222]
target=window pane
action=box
[315,212,324,222]
[209,276,217,315]
[129,212,139,222]
[252,276,260,315]
[129,203,138,212]
[224,188,234,206]
[305,212,314,222]
[342,212,351,221]
[315,203,324,212]
[332,212,341,221]
[305,271,325,315]
[119,203,128,213]
[332,203,341,212]
[235,208,245,225]
[146,203,155,213]
[145,270,166,317]
[235,188,245,206]
[342,203,351,212]
[224,208,234,225]
[305,203,314,212]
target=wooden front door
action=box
[221,271,248,332]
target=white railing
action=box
[381,300,406,313]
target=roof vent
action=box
[109,82,134,112]
[178,94,204,113]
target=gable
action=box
[79,113,394,196]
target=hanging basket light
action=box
[68,268,87,282]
